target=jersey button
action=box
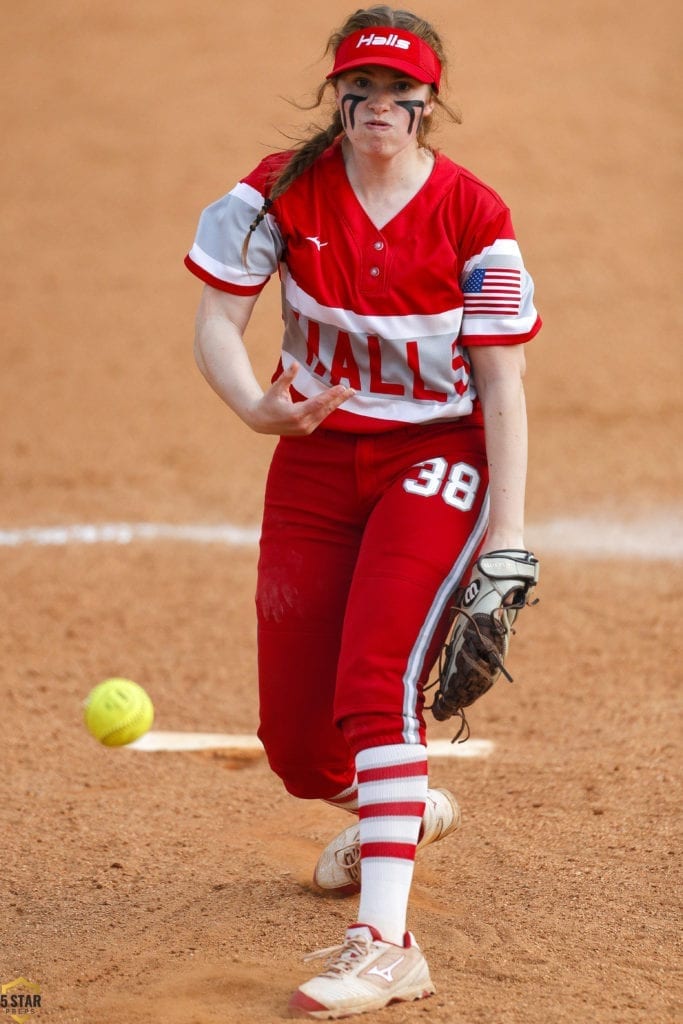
[373,241,384,251]
[369,266,380,277]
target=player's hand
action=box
[245,362,355,436]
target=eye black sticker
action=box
[395,99,426,134]
[341,92,367,131]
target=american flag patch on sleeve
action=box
[462,267,522,317]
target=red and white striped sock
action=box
[355,743,428,944]
[325,777,358,813]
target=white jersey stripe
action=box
[230,180,267,211]
[460,238,523,277]
[187,242,269,289]
[283,270,464,340]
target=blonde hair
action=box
[242,6,460,263]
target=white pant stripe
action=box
[401,488,491,743]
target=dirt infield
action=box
[2,2,681,1022]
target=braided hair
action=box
[241,5,460,264]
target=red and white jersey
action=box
[185,141,541,432]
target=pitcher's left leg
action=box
[335,438,490,749]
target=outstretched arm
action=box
[193,284,355,435]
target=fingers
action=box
[249,364,355,435]
[284,383,355,435]
[272,360,300,392]
[315,383,356,413]
[266,360,306,407]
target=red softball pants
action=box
[255,419,489,800]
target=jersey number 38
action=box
[402,457,480,511]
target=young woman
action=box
[185,5,541,1017]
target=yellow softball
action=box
[83,678,154,746]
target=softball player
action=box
[186,5,541,1017]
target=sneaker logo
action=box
[366,955,405,983]
[305,236,329,251]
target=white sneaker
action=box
[313,788,461,896]
[289,924,435,1019]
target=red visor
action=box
[326,28,442,93]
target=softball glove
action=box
[430,549,539,739]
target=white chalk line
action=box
[129,731,493,759]
[0,522,261,547]
[529,513,683,560]
[0,513,681,558]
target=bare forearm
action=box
[194,313,264,423]
[480,378,528,548]
[470,345,529,552]
[192,284,354,436]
